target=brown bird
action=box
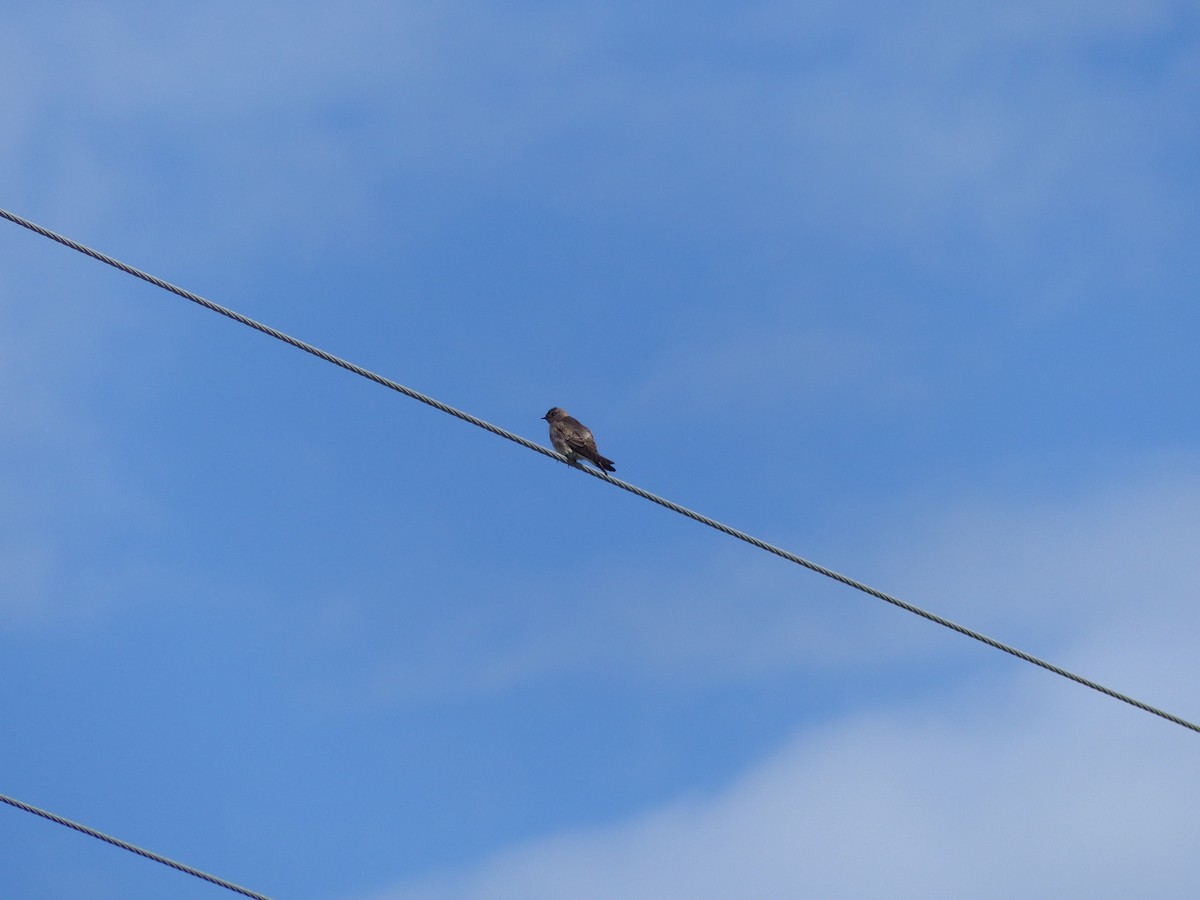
[542,407,616,473]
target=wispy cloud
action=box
[354,459,1200,897]
[631,324,929,420]
[367,662,1199,900]
[303,459,1200,719]
[0,258,162,629]
[8,0,1195,284]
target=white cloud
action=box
[367,658,1199,900]
[7,0,1195,279]
[877,458,1200,644]
[307,535,951,712]
[630,324,930,420]
[314,457,1200,726]
[745,0,1198,290]
[0,258,162,629]
[358,462,1200,898]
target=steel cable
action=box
[0,793,271,899]
[3,204,1196,742]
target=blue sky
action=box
[3,1,1199,897]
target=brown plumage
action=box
[542,407,616,473]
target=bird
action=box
[542,407,616,473]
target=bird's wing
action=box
[562,426,598,456]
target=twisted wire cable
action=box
[3,205,1196,740]
[0,793,271,899]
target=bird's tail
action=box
[594,455,616,473]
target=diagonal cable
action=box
[2,206,1197,736]
[0,793,271,899]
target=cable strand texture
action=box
[3,204,1196,741]
[0,793,271,899]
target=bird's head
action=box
[542,407,564,422]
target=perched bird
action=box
[542,407,616,473]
